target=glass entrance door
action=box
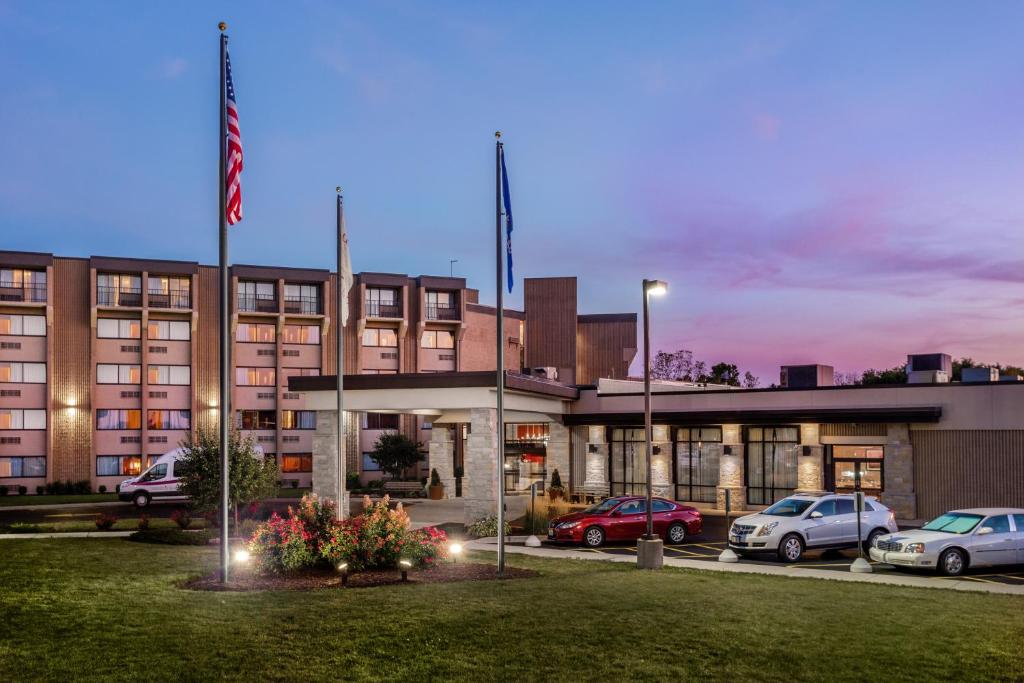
[831,445,884,496]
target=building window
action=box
[361,453,381,472]
[281,454,313,473]
[147,409,191,430]
[236,323,276,343]
[281,410,316,430]
[237,410,276,430]
[0,409,46,430]
[0,362,46,383]
[236,367,276,386]
[363,327,399,347]
[609,428,646,496]
[425,291,457,320]
[148,320,190,341]
[147,365,191,385]
[365,288,401,317]
[0,314,46,336]
[284,284,321,314]
[746,426,800,506]
[361,369,398,375]
[830,445,885,494]
[147,276,191,309]
[96,455,141,477]
[279,368,320,387]
[97,318,142,339]
[0,269,47,302]
[0,456,46,478]
[97,274,142,307]
[363,413,400,430]
[421,330,455,349]
[238,281,277,313]
[282,324,320,345]
[97,364,141,385]
[504,423,549,493]
[96,409,142,430]
[675,427,722,504]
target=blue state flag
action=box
[501,147,513,293]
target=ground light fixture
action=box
[233,548,250,564]
[638,278,669,570]
[449,542,463,563]
[337,562,350,586]
[399,559,412,582]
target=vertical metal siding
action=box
[820,423,887,437]
[570,425,589,492]
[912,430,1024,519]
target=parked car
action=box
[869,508,1024,576]
[118,445,266,508]
[729,493,898,562]
[548,496,703,547]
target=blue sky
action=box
[2,1,1024,381]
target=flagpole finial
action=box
[336,186,342,194]
[218,22,227,31]
[495,131,501,139]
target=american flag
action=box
[225,49,243,225]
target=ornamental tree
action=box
[368,432,425,480]
[176,427,279,529]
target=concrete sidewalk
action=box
[465,537,1024,596]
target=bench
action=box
[382,481,424,498]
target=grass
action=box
[0,541,1021,682]
[0,493,118,507]
[275,486,312,498]
[0,518,207,534]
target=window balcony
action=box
[364,301,403,318]
[0,282,47,303]
[97,286,142,307]
[425,303,459,321]
[284,296,322,315]
[238,293,279,313]
[147,291,191,309]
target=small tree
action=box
[368,432,425,480]
[176,427,279,529]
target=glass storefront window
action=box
[609,428,646,496]
[675,427,722,503]
[746,426,799,506]
[504,423,549,493]
[831,445,884,493]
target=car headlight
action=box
[756,522,780,537]
[904,543,925,554]
[558,521,580,529]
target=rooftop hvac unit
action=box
[779,364,834,388]
[530,366,558,381]
[908,370,949,384]
[961,367,999,383]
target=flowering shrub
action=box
[248,494,448,575]
[95,513,118,531]
[137,514,151,531]
[467,514,511,538]
[170,509,192,530]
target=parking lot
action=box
[547,540,1024,586]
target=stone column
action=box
[546,421,570,493]
[312,410,349,513]
[428,423,455,498]
[463,407,499,525]
[716,424,745,510]
[883,423,916,520]
[583,425,609,495]
[796,423,824,492]
[651,425,672,498]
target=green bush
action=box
[468,514,511,538]
[17,486,27,495]
[430,469,442,487]
[128,529,212,545]
[95,513,117,531]
[346,472,360,490]
[98,485,107,493]
[290,479,300,489]
[35,486,44,495]
[170,509,192,529]
[0,486,8,497]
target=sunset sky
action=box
[2,2,1023,382]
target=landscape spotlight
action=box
[449,542,463,563]
[337,562,349,587]
[399,559,412,582]
[233,548,251,564]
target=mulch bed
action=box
[182,562,537,592]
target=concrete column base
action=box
[636,538,664,569]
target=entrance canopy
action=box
[289,371,575,419]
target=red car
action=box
[548,496,703,547]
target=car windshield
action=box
[762,498,816,517]
[921,512,984,534]
[584,498,623,514]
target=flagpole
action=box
[495,132,505,577]
[217,22,231,582]
[336,188,346,521]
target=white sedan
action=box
[870,508,1024,576]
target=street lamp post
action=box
[638,278,668,570]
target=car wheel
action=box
[865,527,887,553]
[133,492,151,508]
[582,526,605,548]
[778,533,804,563]
[939,548,967,577]
[665,522,687,545]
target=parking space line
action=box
[688,543,727,551]
[955,576,1004,585]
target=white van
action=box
[117,445,266,508]
[117,448,189,508]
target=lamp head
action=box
[645,279,669,297]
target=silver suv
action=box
[729,493,898,562]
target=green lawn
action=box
[0,518,207,534]
[0,493,118,507]
[1,540,1021,682]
